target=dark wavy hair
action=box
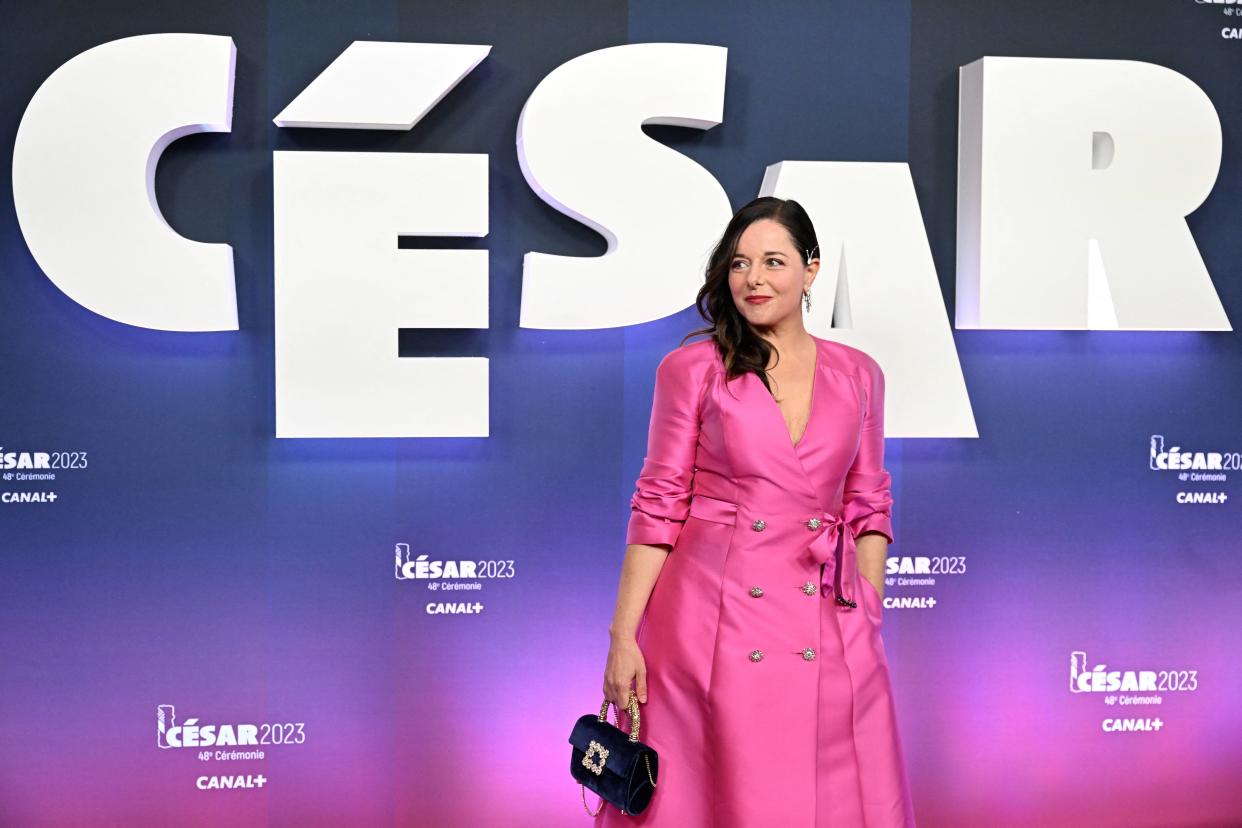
[680,196,820,393]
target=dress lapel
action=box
[731,338,825,504]
[791,339,828,503]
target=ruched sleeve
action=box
[625,347,705,549]
[841,353,895,544]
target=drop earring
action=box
[803,246,819,313]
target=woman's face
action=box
[728,218,818,330]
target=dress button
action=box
[749,586,764,598]
[749,649,764,662]
[801,647,816,661]
[801,581,817,595]
[751,519,766,532]
[806,517,822,530]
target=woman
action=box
[597,197,916,826]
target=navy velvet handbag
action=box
[568,692,659,816]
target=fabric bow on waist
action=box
[807,514,858,609]
[685,493,861,610]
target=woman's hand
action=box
[603,633,648,711]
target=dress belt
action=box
[688,493,858,610]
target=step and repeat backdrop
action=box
[2,1,1240,825]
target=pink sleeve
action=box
[625,348,704,549]
[842,354,895,544]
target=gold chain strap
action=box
[579,692,657,816]
[582,784,605,817]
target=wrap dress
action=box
[599,334,915,827]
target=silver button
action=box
[752,519,766,532]
[801,647,816,661]
[749,649,764,662]
[806,517,822,530]
[749,586,764,598]
[801,581,817,595]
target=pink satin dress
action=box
[598,335,916,827]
